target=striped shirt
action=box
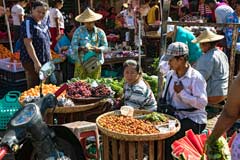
[198,4,212,16]
[124,79,157,111]
[20,16,51,64]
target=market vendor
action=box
[71,7,108,79]
[192,29,229,105]
[169,26,202,65]
[19,1,51,89]
[163,21,202,65]
[123,59,157,111]
[159,42,207,159]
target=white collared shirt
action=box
[49,8,64,28]
[162,66,208,124]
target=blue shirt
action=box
[20,16,51,64]
[195,48,229,97]
[71,25,108,64]
[225,11,240,48]
[175,26,202,64]
[54,34,71,53]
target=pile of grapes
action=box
[91,84,111,97]
[67,81,92,98]
[67,81,111,98]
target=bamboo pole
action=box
[229,25,239,88]
[157,0,171,99]
[77,0,81,15]
[3,0,13,53]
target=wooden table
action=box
[143,32,161,58]
[96,110,180,160]
[104,55,146,65]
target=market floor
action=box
[0,109,221,160]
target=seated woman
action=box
[123,59,157,111]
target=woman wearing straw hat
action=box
[71,7,108,79]
[192,29,229,105]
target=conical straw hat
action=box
[75,8,103,23]
[123,3,128,8]
[192,29,224,43]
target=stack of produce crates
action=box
[0,91,22,130]
[0,59,27,99]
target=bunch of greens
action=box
[142,73,158,97]
[144,112,168,122]
[205,136,231,160]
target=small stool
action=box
[62,121,100,160]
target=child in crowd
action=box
[54,24,76,82]
[54,25,76,54]
[123,59,157,111]
[49,0,64,49]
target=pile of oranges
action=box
[19,84,66,102]
[0,44,20,62]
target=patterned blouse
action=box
[20,16,51,64]
[71,25,108,64]
[124,79,157,111]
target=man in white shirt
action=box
[11,0,28,42]
[205,0,234,33]
[159,42,208,159]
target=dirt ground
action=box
[206,107,222,130]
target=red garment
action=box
[50,27,64,50]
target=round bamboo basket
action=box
[66,94,106,104]
[46,98,109,114]
[96,110,181,141]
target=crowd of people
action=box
[1,0,240,159]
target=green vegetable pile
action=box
[144,112,168,123]
[142,73,158,97]
[206,136,231,160]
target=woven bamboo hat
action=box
[123,3,128,8]
[192,29,224,43]
[75,8,103,23]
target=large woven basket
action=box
[66,94,106,104]
[96,110,181,141]
[46,98,110,114]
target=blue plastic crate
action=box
[0,91,22,130]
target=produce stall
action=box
[19,78,124,124]
[96,110,180,160]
